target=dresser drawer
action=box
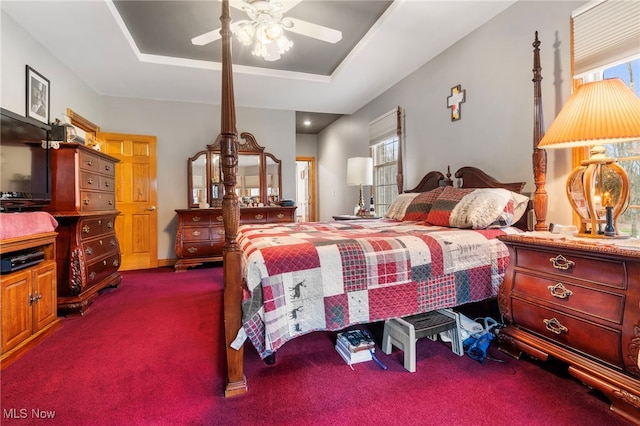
[99,158,115,177]
[514,246,626,289]
[511,298,623,369]
[267,209,294,222]
[85,252,120,287]
[180,241,224,258]
[512,271,625,324]
[240,210,268,224]
[180,211,212,226]
[79,217,116,240]
[79,150,101,173]
[82,236,119,260]
[182,226,212,241]
[80,171,102,190]
[80,191,116,211]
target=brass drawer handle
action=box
[86,159,93,167]
[254,214,264,220]
[104,181,110,188]
[104,165,111,172]
[187,247,197,253]
[107,221,113,229]
[548,283,573,299]
[108,200,114,206]
[550,254,575,271]
[83,197,90,205]
[277,213,284,219]
[87,178,94,185]
[82,225,91,234]
[89,271,96,281]
[110,239,116,247]
[543,318,568,335]
[113,259,119,267]
[192,230,201,236]
[216,230,225,235]
[191,216,201,222]
[85,247,93,256]
[216,216,224,222]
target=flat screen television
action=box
[0,107,51,211]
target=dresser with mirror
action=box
[174,132,296,271]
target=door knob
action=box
[146,206,157,211]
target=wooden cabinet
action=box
[174,206,296,271]
[1,232,61,368]
[45,143,122,315]
[497,234,640,424]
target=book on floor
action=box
[336,329,375,353]
[335,338,373,366]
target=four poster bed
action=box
[217,0,549,397]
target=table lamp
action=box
[538,78,640,237]
[347,157,373,216]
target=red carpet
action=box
[0,266,629,425]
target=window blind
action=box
[573,0,640,77]
[369,107,401,146]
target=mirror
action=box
[187,132,282,208]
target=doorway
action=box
[295,157,316,222]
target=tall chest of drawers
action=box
[174,206,296,271]
[497,234,640,424]
[45,143,122,315]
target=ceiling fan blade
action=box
[284,17,342,44]
[191,29,221,46]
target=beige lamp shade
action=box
[538,78,640,237]
[538,78,640,149]
[346,157,373,186]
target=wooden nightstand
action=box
[497,233,640,424]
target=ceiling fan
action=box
[191,0,342,61]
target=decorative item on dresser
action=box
[1,230,60,368]
[174,205,296,271]
[45,143,122,315]
[497,234,640,424]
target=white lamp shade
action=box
[347,157,373,186]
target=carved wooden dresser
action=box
[45,143,122,315]
[174,206,296,271]
[497,234,640,424]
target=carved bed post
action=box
[220,0,247,397]
[532,31,548,231]
[396,106,404,194]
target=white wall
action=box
[1,11,100,124]
[318,0,584,227]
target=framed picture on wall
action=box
[26,65,50,124]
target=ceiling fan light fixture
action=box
[236,23,255,46]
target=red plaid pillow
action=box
[403,187,444,221]
[425,186,474,226]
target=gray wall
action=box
[317,0,583,227]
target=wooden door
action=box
[97,132,158,271]
[296,157,316,222]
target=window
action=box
[599,58,640,236]
[572,0,640,236]
[371,137,399,216]
[368,107,402,216]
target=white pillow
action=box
[384,193,419,220]
[446,188,529,229]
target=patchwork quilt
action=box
[239,219,521,359]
